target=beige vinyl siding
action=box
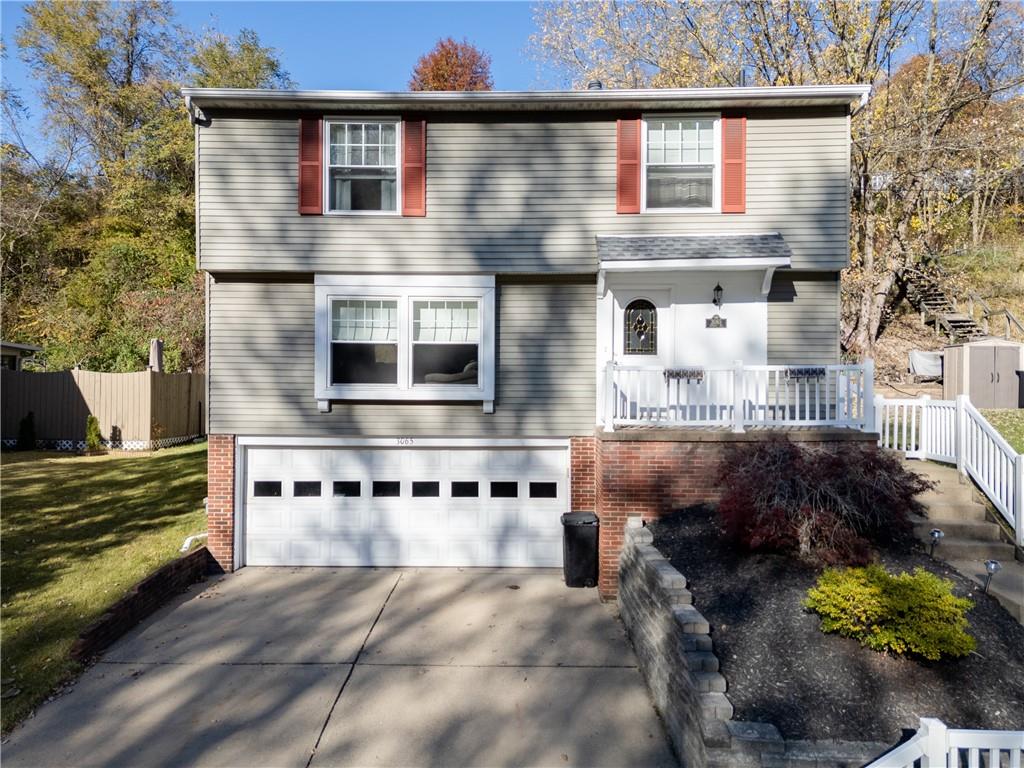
[208,277,596,436]
[767,271,840,364]
[197,107,850,273]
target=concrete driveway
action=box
[3,568,674,768]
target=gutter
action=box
[181,84,872,112]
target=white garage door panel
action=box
[243,446,568,568]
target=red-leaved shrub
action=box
[716,438,933,566]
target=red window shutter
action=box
[721,114,746,214]
[298,117,322,215]
[402,118,426,217]
[616,117,642,214]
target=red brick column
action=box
[207,434,236,572]
[597,439,727,599]
[569,436,597,512]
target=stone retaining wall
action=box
[618,519,890,768]
[70,546,210,661]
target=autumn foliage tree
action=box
[410,37,493,91]
[3,1,292,372]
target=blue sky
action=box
[2,1,557,156]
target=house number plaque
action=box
[705,314,727,329]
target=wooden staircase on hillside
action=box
[905,271,1024,344]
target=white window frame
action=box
[314,275,495,408]
[323,116,402,217]
[640,112,721,215]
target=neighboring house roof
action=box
[182,84,870,117]
[596,232,793,263]
[0,341,42,353]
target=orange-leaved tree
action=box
[409,37,493,91]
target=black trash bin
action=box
[561,511,599,588]
[1016,370,1024,408]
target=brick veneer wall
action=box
[207,434,235,572]
[569,430,881,599]
[569,436,597,511]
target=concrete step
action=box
[914,519,1004,542]
[937,538,1017,561]
[921,500,989,522]
[917,485,977,505]
[947,558,1024,624]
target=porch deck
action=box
[602,361,875,433]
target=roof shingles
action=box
[596,233,793,262]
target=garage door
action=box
[242,446,568,567]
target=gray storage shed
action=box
[943,338,1024,408]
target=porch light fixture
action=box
[712,283,724,308]
[928,528,944,557]
[983,559,1001,593]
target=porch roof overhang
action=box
[596,232,793,295]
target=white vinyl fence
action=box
[865,718,1023,767]
[876,395,1023,546]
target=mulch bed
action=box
[650,505,1024,743]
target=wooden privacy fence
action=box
[1,369,205,451]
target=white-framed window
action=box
[324,118,400,214]
[641,114,720,213]
[314,275,495,405]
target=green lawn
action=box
[0,442,206,733]
[982,409,1024,454]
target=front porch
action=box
[601,360,875,432]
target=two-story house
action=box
[185,84,877,596]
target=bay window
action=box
[643,115,719,212]
[326,119,399,213]
[315,275,495,408]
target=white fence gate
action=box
[875,395,1023,547]
[865,718,1023,767]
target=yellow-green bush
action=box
[805,565,975,660]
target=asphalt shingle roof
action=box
[596,233,792,262]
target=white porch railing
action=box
[876,395,1023,547]
[603,360,874,432]
[865,718,1023,767]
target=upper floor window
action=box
[326,120,399,214]
[314,275,495,407]
[643,116,719,212]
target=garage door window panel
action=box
[253,481,282,497]
[315,276,495,404]
[372,481,401,497]
[333,481,361,497]
[294,481,322,497]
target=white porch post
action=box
[603,361,616,433]
[955,394,968,476]
[918,718,948,767]
[732,360,745,433]
[862,358,875,431]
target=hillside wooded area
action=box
[1,0,291,372]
